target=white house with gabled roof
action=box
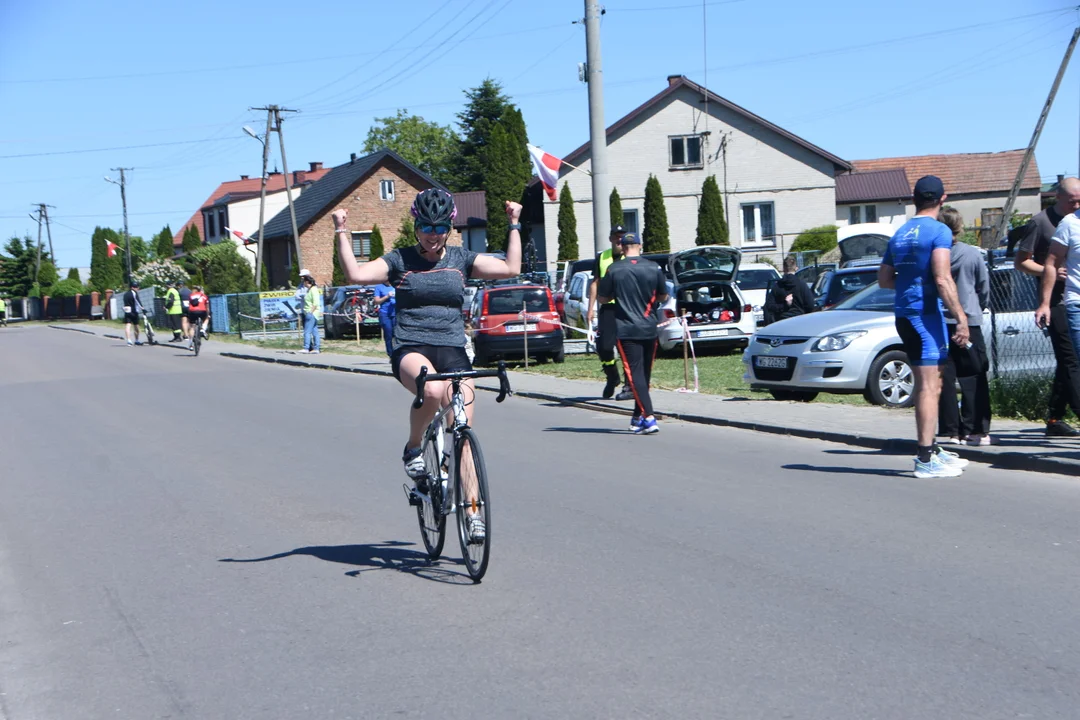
[539,75,851,261]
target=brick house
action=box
[259,150,450,287]
[174,163,331,262]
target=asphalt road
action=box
[2,326,1079,719]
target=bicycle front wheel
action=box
[416,431,446,559]
[454,427,490,581]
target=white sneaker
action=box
[914,454,963,479]
[935,447,969,469]
[298,349,309,354]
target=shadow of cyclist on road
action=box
[219,541,473,585]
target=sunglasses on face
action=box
[417,223,451,235]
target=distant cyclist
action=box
[186,285,209,350]
[332,188,522,542]
[122,280,144,346]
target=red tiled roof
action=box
[836,169,911,203]
[851,150,1040,197]
[174,166,331,246]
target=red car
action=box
[470,284,564,365]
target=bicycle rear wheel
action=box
[454,427,490,581]
[193,324,201,356]
[145,319,155,345]
[416,430,446,559]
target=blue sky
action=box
[1,0,1078,269]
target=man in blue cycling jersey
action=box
[878,175,970,479]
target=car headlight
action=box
[811,330,867,352]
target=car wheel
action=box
[866,350,914,408]
[769,389,818,402]
[552,348,565,363]
[472,345,490,367]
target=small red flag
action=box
[106,241,119,258]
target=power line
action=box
[616,0,749,10]
[0,137,240,160]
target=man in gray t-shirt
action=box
[1015,177,1080,436]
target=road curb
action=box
[47,324,95,335]
[218,350,1080,478]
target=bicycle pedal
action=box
[403,483,421,506]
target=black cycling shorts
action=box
[124,313,140,325]
[188,311,208,325]
[391,344,472,382]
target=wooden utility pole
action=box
[274,106,303,274]
[989,26,1080,249]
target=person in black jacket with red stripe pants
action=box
[597,233,670,434]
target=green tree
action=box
[0,236,38,298]
[394,211,415,249]
[128,235,149,271]
[37,259,59,289]
[260,261,269,291]
[642,174,670,253]
[557,183,578,261]
[363,109,459,183]
[153,225,174,259]
[331,239,346,286]
[184,242,254,294]
[181,224,202,253]
[482,107,532,252]
[790,225,838,254]
[48,278,85,298]
[696,175,728,246]
[89,227,124,293]
[133,259,189,294]
[289,261,300,288]
[369,224,385,260]
[66,267,80,281]
[610,187,624,230]
[450,78,512,191]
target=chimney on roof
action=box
[1059,174,1065,185]
[293,170,306,185]
[309,162,323,172]
[350,153,357,164]
[667,75,684,87]
[240,175,249,180]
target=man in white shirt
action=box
[1036,210,1080,354]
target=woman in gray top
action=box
[937,207,994,445]
[333,188,522,541]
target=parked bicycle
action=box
[141,309,156,345]
[406,362,512,582]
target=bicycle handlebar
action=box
[411,361,512,409]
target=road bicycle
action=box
[191,316,205,356]
[406,362,511,582]
[141,309,156,345]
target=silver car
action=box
[743,268,1054,407]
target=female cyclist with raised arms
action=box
[333,189,522,541]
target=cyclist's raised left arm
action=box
[333,209,391,285]
[471,201,522,280]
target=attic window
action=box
[380,179,395,201]
[669,135,703,170]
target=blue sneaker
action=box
[634,416,659,435]
[628,415,642,432]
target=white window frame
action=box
[668,134,703,170]
[741,202,776,247]
[622,208,639,236]
[351,231,372,258]
[379,179,395,201]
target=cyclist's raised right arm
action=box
[333,209,391,285]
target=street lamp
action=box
[242,126,263,144]
[104,173,133,285]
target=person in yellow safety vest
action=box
[0,296,8,327]
[164,281,184,342]
[300,272,323,354]
[586,224,634,400]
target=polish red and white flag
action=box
[224,226,255,245]
[528,144,563,201]
[106,241,119,258]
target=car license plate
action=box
[754,355,788,368]
[505,323,538,333]
[696,329,728,338]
